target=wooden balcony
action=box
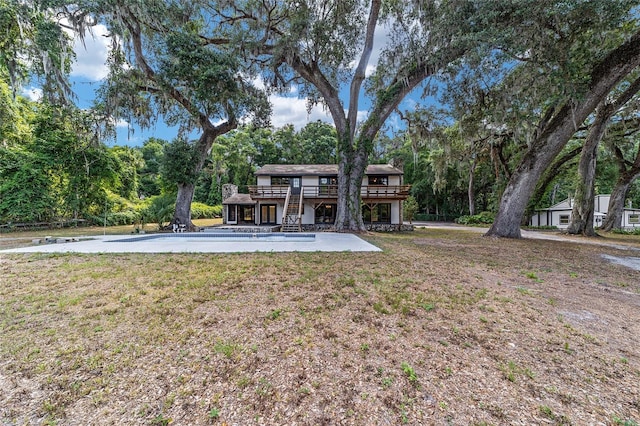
[248,185,411,200]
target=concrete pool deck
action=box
[0,232,382,254]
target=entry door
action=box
[261,205,277,225]
[290,177,301,195]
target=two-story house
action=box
[222,164,411,231]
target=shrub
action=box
[455,211,495,225]
[611,227,640,235]
[191,202,222,219]
[523,225,558,230]
[85,210,141,226]
[403,196,419,223]
[414,213,459,222]
[140,194,175,228]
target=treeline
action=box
[0,87,344,227]
[3,79,638,229]
[3,1,640,235]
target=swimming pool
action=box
[109,232,316,243]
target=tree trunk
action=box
[335,143,368,232]
[566,115,606,236]
[568,76,640,235]
[486,152,553,238]
[172,122,236,231]
[601,180,630,231]
[486,30,640,238]
[524,146,581,223]
[174,183,195,229]
[468,158,477,216]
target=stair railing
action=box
[282,186,291,225]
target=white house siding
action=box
[301,176,318,187]
[623,209,640,229]
[529,210,572,229]
[529,197,640,230]
[530,195,615,229]
[390,200,401,224]
[249,165,407,228]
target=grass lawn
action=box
[1,227,639,425]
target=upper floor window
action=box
[319,176,338,186]
[368,176,388,186]
[271,177,291,185]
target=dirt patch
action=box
[1,229,639,425]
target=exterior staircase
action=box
[281,190,302,232]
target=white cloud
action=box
[356,109,369,124]
[348,23,390,77]
[115,118,129,128]
[68,23,111,81]
[22,87,43,101]
[269,94,333,129]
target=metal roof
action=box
[254,164,403,176]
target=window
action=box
[368,176,388,186]
[239,206,254,223]
[261,204,277,224]
[363,204,391,223]
[319,176,338,195]
[271,176,290,185]
[630,214,640,224]
[559,214,570,225]
[227,205,236,222]
[315,204,336,224]
[319,176,338,185]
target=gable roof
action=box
[255,164,403,176]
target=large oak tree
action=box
[487,30,640,238]
[216,0,477,231]
[567,75,640,236]
[86,1,269,229]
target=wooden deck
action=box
[248,185,411,200]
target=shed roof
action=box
[222,194,256,205]
[255,164,403,176]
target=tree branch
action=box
[347,0,380,140]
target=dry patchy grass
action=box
[1,228,639,425]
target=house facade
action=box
[529,194,640,230]
[222,164,411,231]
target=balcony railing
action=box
[248,185,411,200]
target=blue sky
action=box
[25,22,413,147]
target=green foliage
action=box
[0,1,74,103]
[191,202,222,219]
[110,146,144,200]
[611,228,640,235]
[612,416,639,426]
[414,213,459,222]
[0,148,55,222]
[85,210,141,227]
[208,407,220,420]
[403,196,419,223]
[400,362,418,384]
[140,195,175,229]
[138,138,167,198]
[161,138,200,186]
[455,212,495,225]
[523,225,558,230]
